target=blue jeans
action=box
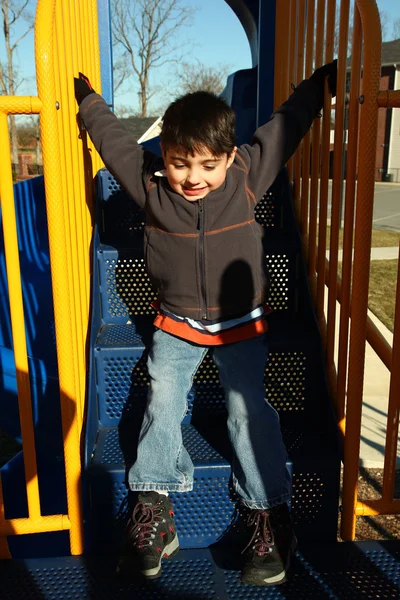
[128,329,291,509]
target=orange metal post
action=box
[300,0,316,249]
[382,245,400,502]
[287,0,298,181]
[307,0,325,290]
[274,0,284,110]
[341,0,382,541]
[336,5,362,421]
[293,0,306,224]
[325,0,350,400]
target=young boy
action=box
[75,60,336,586]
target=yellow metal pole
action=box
[55,1,85,423]
[0,515,71,536]
[0,112,41,520]
[35,0,84,555]
[341,0,382,541]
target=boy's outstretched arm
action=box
[74,73,156,209]
[238,60,337,201]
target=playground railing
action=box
[275,0,400,540]
[0,0,103,557]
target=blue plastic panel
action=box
[97,0,113,107]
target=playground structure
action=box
[1,0,400,597]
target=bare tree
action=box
[0,0,33,166]
[392,18,400,40]
[111,0,196,117]
[114,104,136,119]
[175,61,231,96]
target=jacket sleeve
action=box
[79,94,157,209]
[237,78,323,202]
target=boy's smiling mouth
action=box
[182,186,207,197]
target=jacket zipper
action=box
[198,199,207,319]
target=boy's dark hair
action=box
[160,91,236,156]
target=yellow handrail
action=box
[1,0,102,557]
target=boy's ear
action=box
[227,146,237,169]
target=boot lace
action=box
[242,510,274,557]
[127,501,168,550]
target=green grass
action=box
[368,260,398,333]
[325,227,400,249]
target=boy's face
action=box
[162,145,237,201]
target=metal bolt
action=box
[55,101,60,110]
[359,95,364,104]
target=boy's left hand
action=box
[310,59,337,97]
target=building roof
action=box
[381,38,400,66]
[120,116,159,140]
[347,38,400,68]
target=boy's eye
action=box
[174,164,185,169]
[204,165,216,171]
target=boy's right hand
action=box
[310,60,337,97]
[74,72,95,106]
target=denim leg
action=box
[211,334,291,509]
[128,329,208,492]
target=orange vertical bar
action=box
[326,0,350,400]
[341,0,382,541]
[382,244,400,502]
[316,0,336,337]
[307,0,325,291]
[336,5,362,421]
[300,0,316,248]
[274,0,284,110]
[287,0,298,181]
[293,0,306,225]
[278,0,291,110]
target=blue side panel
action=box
[0,176,63,453]
[221,67,258,145]
[257,0,276,126]
[97,0,113,107]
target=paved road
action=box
[372,183,400,231]
[325,181,400,231]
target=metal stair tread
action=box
[3,542,400,599]
[92,423,229,468]
[90,412,338,470]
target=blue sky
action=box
[5,0,400,111]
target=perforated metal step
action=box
[2,542,400,599]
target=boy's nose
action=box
[186,171,201,185]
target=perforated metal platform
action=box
[2,542,400,599]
